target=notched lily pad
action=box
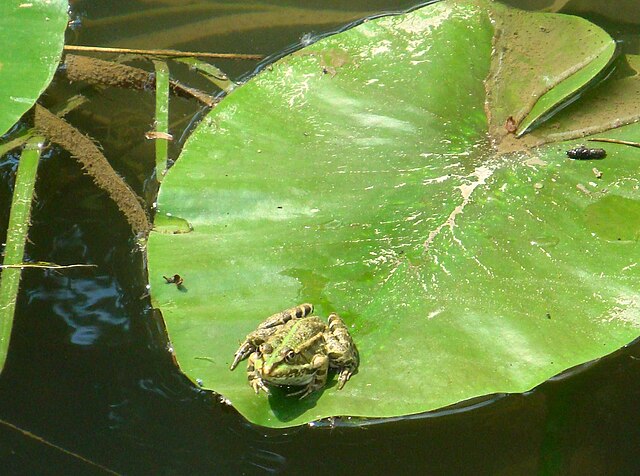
[147,0,640,428]
[521,54,640,147]
[485,1,617,142]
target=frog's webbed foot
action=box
[325,312,359,390]
[250,378,270,396]
[247,352,270,395]
[290,386,316,399]
[337,365,358,390]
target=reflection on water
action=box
[1,0,640,474]
[28,273,128,346]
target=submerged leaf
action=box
[147,0,640,427]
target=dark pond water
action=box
[1,1,640,474]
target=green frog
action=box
[230,303,359,398]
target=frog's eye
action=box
[284,349,296,363]
[259,343,273,354]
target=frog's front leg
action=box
[325,312,359,389]
[247,351,270,395]
[230,326,278,370]
[230,303,314,370]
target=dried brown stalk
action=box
[64,55,216,107]
[64,45,264,61]
[33,104,151,236]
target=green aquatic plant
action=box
[0,0,68,136]
[0,0,68,373]
[147,0,640,427]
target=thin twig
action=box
[64,45,265,61]
[0,418,121,475]
[588,138,640,148]
[0,262,97,269]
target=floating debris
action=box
[576,183,591,195]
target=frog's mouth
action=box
[261,364,314,386]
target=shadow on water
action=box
[1,0,640,475]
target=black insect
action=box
[566,145,606,160]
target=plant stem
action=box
[0,137,43,372]
[153,60,170,182]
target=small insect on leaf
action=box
[566,145,606,160]
[163,274,184,286]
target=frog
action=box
[229,303,359,398]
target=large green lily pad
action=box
[147,0,640,428]
[0,0,68,136]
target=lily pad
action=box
[0,0,68,136]
[147,0,640,428]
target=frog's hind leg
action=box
[258,303,314,329]
[325,312,359,390]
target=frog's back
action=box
[283,316,326,344]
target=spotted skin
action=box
[230,304,359,398]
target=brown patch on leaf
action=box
[485,5,615,150]
[292,48,352,76]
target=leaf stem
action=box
[0,137,43,372]
[153,61,171,182]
